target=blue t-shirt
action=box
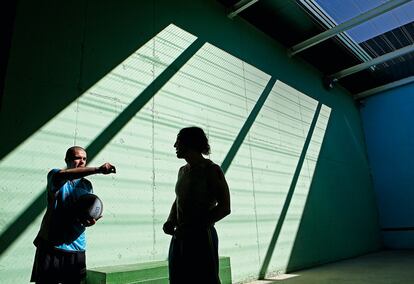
[35,169,93,251]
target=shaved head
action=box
[65,146,86,161]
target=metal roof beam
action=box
[288,0,412,56]
[354,75,414,100]
[227,0,259,19]
[328,43,414,81]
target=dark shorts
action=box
[168,226,220,284]
[30,243,86,284]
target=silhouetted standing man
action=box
[163,127,231,284]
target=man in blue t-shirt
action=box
[31,146,116,284]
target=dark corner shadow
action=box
[258,103,322,279]
[0,38,204,257]
[0,21,171,161]
[0,0,18,110]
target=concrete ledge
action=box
[87,256,232,284]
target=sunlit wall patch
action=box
[0,22,332,284]
[0,23,197,230]
[89,40,272,266]
[268,101,331,275]
[0,23,198,280]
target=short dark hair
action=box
[65,146,86,161]
[178,127,210,155]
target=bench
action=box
[87,256,231,284]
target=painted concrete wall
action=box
[0,0,381,283]
[360,82,414,249]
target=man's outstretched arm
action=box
[52,163,116,185]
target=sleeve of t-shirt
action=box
[80,178,93,194]
[47,168,62,193]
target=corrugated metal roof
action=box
[219,0,414,97]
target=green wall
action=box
[0,0,381,283]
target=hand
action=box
[98,163,116,175]
[82,216,102,227]
[82,218,96,227]
[163,221,175,235]
[174,225,185,239]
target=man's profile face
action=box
[174,136,187,159]
[66,149,87,169]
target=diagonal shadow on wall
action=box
[220,77,277,173]
[258,102,322,279]
[0,0,169,161]
[0,38,204,257]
